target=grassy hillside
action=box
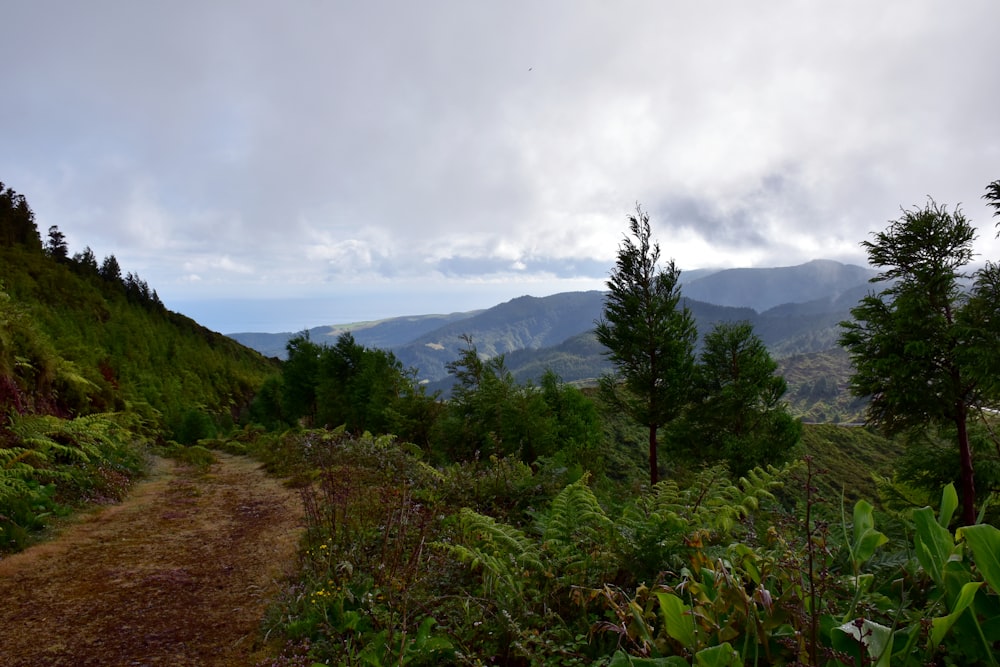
[779,347,866,423]
[1,245,278,427]
[797,422,904,504]
[1,230,277,550]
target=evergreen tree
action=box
[45,226,68,262]
[674,321,801,475]
[99,254,122,283]
[0,182,42,251]
[985,179,1000,222]
[839,198,1000,525]
[595,205,697,485]
[72,246,100,274]
[281,333,321,425]
[435,335,561,462]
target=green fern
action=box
[535,473,614,580]
[443,507,544,611]
[7,414,101,463]
[617,464,788,580]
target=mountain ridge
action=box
[229,259,879,395]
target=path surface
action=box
[0,452,304,666]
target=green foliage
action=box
[248,421,1000,664]
[0,244,278,426]
[273,332,440,449]
[798,423,905,505]
[778,347,867,423]
[672,321,801,475]
[596,204,698,485]
[615,464,786,584]
[433,337,602,470]
[260,430,456,665]
[165,443,218,468]
[840,196,1000,524]
[0,181,42,252]
[1,411,147,550]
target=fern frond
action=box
[535,474,614,580]
[440,507,543,610]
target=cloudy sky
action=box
[3,2,999,332]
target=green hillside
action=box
[1,182,277,549]
[0,245,277,426]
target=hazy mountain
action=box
[680,259,877,312]
[230,259,879,396]
[391,291,608,385]
[230,311,480,358]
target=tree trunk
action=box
[649,423,658,486]
[956,408,977,525]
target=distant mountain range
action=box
[229,260,881,412]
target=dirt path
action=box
[0,452,304,666]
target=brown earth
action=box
[0,452,305,666]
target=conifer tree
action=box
[840,197,1000,524]
[595,205,697,485]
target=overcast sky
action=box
[3,2,999,332]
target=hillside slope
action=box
[0,245,277,428]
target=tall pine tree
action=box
[595,205,697,485]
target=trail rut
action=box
[0,452,304,666]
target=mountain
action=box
[231,311,480,358]
[231,259,879,417]
[680,259,878,312]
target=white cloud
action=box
[2,1,999,331]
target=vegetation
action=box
[1,181,277,550]
[596,205,698,485]
[4,176,1000,664]
[840,197,1000,524]
[245,427,1000,666]
[671,321,801,476]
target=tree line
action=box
[1,182,164,311]
[252,209,803,481]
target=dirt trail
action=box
[0,452,304,666]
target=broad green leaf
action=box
[656,592,697,648]
[913,506,955,585]
[852,499,889,564]
[833,619,894,667]
[957,524,1000,593]
[930,581,983,647]
[939,482,959,528]
[694,642,741,667]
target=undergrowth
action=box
[241,428,1000,666]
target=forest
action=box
[2,178,1000,665]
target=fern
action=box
[616,464,788,580]
[535,473,614,581]
[7,414,100,464]
[442,507,544,612]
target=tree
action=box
[839,198,1000,525]
[45,225,68,262]
[0,182,42,251]
[985,179,1000,223]
[281,333,322,425]
[435,335,555,461]
[99,254,122,283]
[595,205,697,485]
[72,246,99,274]
[674,321,801,475]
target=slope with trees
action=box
[1,181,278,549]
